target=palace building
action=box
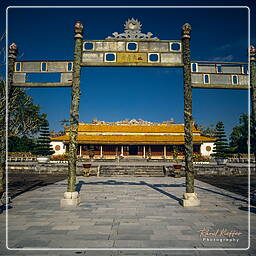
[51,119,215,160]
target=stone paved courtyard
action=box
[0,176,255,255]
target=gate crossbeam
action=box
[12,82,72,87]
[191,61,248,90]
[12,60,74,87]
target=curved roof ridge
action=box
[66,123,200,133]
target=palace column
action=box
[181,23,200,207]
[79,145,82,157]
[100,146,103,158]
[61,21,83,207]
[250,45,256,161]
[143,146,146,158]
[121,146,124,156]
[164,145,167,159]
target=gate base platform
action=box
[181,192,200,207]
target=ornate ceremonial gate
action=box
[8,19,255,207]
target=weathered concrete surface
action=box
[0,176,255,255]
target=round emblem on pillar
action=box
[206,146,211,152]
[55,145,61,151]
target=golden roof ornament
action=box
[107,18,159,40]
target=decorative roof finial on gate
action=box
[250,45,256,61]
[106,18,159,40]
[74,21,84,39]
[182,23,192,39]
[124,18,142,33]
[8,42,18,59]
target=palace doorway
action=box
[129,146,138,155]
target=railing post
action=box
[181,23,200,207]
[250,45,256,161]
[61,21,83,207]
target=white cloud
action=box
[211,55,234,61]
[215,44,232,52]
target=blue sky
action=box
[2,0,255,138]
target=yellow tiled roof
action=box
[51,134,215,144]
[66,124,200,133]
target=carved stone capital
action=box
[250,45,256,61]
[74,21,83,39]
[182,23,192,39]
[8,42,18,59]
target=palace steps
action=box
[99,165,165,177]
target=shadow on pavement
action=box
[195,185,248,203]
[76,179,249,207]
[76,179,184,203]
[0,204,13,214]
[140,181,181,202]
[7,174,67,200]
[239,206,256,213]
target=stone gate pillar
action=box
[61,21,83,207]
[181,23,200,207]
[0,43,18,195]
[8,43,18,96]
[250,45,256,161]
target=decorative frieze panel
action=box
[81,18,182,66]
[191,62,248,89]
[81,40,182,67]
[82,53,104,63]
[161,53,182,64]
[14,61,73,73]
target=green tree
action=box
[229,113,255,154]
[8,135,37,153]
[0,79,47,194]
[35,120,54,156]
[212,121,230,158]
[1,80,47,137]
[200,124,216,137]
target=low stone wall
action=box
[194,164,255,176]
[7,162,80,175]
[6,162,255,177]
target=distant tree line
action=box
[8,120,54,156]
[199,113,254,157]
[0,79,53,194]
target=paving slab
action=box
[0,176,255,255]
